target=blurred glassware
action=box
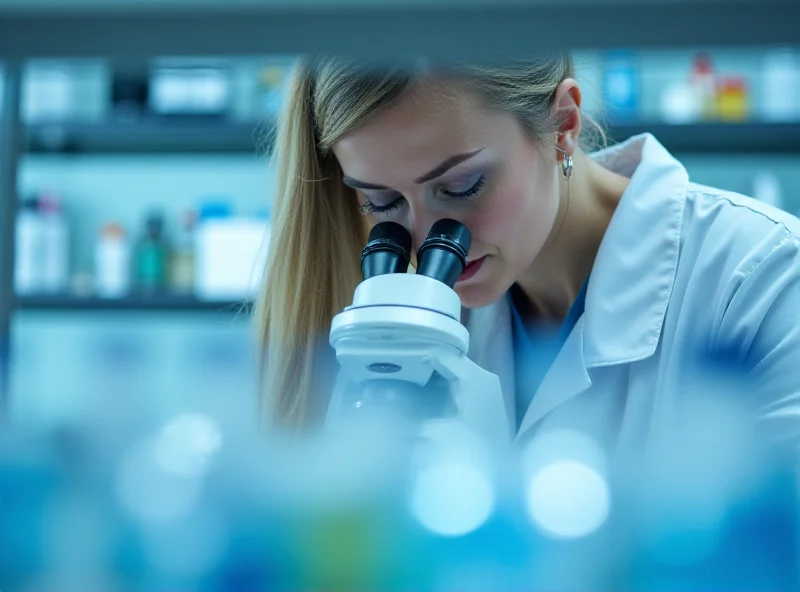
[169,209,197,295]
[14,193,69,296]
[22,62,76,122]
[194,202,269,302]
[761,47,800,122]
[14,196,44,296]
[149,66,231,118]
[135,212,169,294]
[38,193,70,295]
[715,76,750,122]
[603,50,640,122]
[1,401,798,591]
[95,223,131,299]
[690,52,718,121]
[660,81,700,124]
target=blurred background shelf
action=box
[606,122,800,154]
[21,121,800,156]
[16,294,250,312]
[24,120,274,155]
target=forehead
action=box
[332,80,517,183]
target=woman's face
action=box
[332,81,561,309]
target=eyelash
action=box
[442,174,486,199]
[360,199,401,216]
[359,174,487,216]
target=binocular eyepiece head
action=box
[360,219,472,289]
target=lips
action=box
[458,255,486,282]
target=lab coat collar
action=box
[512,134,687,443]
[582,133,687,367]
[464,133,688,438]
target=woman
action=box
[256,55,800,456]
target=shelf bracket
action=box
[0,59,22,416]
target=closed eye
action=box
[359,173,486,216]
[441,174,486,200]
[359,196,405,216]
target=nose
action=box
[409,212,442,262]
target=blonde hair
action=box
[255,55,603,430]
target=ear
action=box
[551,78,582,162]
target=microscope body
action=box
[327,272,510,447]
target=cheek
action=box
[469,167,559,259]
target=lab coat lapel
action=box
[514,316,593,444]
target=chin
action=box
[454,282,504,310]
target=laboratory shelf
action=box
[20,120,800,156]
[15,294,250,313]
[23,119,275,155]
[607,122,800,154]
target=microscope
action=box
[326,219,510,449]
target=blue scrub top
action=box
[509,277,589,429]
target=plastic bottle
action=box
[603,51,640,122]
[716,77,749,122]
[761,48,800,122]
[37,193,69,294]
[135,213,169,293]
[660,82,700,124]
[169,209,197,294]
[95,224,131,298]
[14,197,43,296]
[690,52,717,121]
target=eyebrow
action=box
[342,148,485,191]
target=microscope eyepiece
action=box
[416,219,472,288]
[360,219,472,288]
[361,221,413,280]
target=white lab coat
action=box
[462,133,800,463]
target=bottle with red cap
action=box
[690,52,718,121]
